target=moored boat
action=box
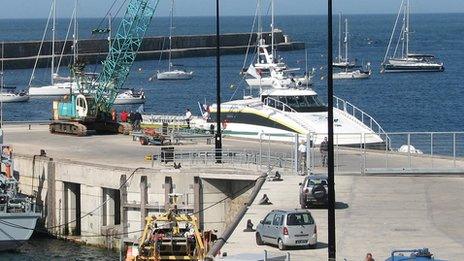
[0,145,41,251]
[381,0,444,73]
[114,89,146,105]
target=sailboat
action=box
[114,89,146,105]
[28,0,78,96]
[243,0,312,89]
[333,16,371,80]
[333,12,356,68]
[1,43,29,103]
[155,0,193,80]
[381,0,444,73]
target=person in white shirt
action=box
[298,141,307,174]
[185,108,192,129]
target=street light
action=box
[215,0,222,163]
[327,0,336,260]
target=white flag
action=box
[246,64,261,79]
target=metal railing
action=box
[309,132,464,174]
[333,96,388,137]
[262,97,312,131]
[263,97,297,113]
[151,148,295,173]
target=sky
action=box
[0,0,463,19]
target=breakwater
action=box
[2,30,304,69]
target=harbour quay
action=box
[3,123,464,260]
[0,30,303,70]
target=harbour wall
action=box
[12,154,258,249]
[2,30,304,70]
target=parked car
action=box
[255,209,317,250]
[299,175,328,208]
[385,248,446,261]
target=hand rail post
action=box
[362,133,366,174]
[453,132,456,167]
[259,132,263,169]
[385,133,389,169]
[408,133,411,169]
[430,133,434,168]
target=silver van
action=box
[255,209,317,250]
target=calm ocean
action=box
[0,13,463,259]
[1,14,463,132]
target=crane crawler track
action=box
[49,121,88,136]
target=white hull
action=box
[114,90,146,105]
[156,70,193,80]
[28,82,76,96]
[333,70,370,80]
[0,94,29,103]
[114,97,146,105]
[246,76,312,88]
[196,121,383,145]
[0,214,40,251]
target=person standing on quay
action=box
[185,108,192,129]
[320,137,328,167]
[298,141,307,174]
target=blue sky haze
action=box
[0,0,463,19]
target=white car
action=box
[255,209,317,250]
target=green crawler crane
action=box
[50,0,158,136]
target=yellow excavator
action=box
[127,194,216,261]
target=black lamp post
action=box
[215,0,222,163]
[327,0,336,260]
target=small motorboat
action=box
[114,89,146,105]
[333,69,371,80]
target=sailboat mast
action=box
[51,0,56,85]
[405,0,410,56]
[168,0,174,71]
[338,12,342,62]
[270,0,274,61]
[344,18,348,63]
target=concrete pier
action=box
[3,124,464,259]
[2,30,304,69]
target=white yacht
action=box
[0,90,29,103]
[1,44,29,103]
[155,0,193,81]
[243,0,312,89]
[192,87,386,146]
[381,0,444,73]
[332,16,371,79]
[157,66,193,80]
[114,89,146,105]
[28,0,80,96]
[333,67,371,80]
[333,13,357,69]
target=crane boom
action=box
[50,0,158,136]
[95,0,157,112]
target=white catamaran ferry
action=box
[191,86,386,146]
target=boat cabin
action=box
[260,89,327,113]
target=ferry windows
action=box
[286,96,299,108]
[264,95,326,112]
